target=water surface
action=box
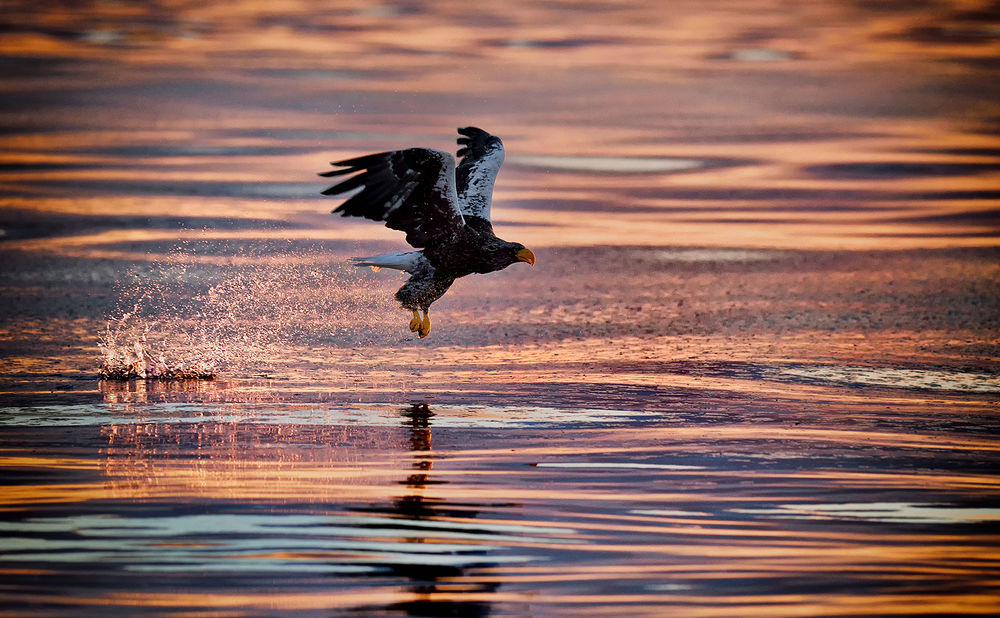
[1,0,999,615]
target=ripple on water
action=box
[2,397,998,616]
[508,154,705,173]
[0,403,659,428]
[807,161,1000,180]
[0,512,577,573]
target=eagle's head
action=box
[501,242,535,268]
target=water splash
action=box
[98,304,220,380]
[98,265,270,381]
[98,241,396,381]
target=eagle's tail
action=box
[349,251,425,273]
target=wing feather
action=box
[320,148,465,248]
[455,127,504,221]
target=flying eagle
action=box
[319,127,535,338]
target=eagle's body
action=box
[319,127,534,338]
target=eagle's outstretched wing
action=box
[320,148,465,248]
[455,127,504,221]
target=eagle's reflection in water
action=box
[354,403,502,618]
[92,392,513,616]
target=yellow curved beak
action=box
[515,248,535,265]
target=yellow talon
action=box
[408,310,421,332]
[418,311,431,338]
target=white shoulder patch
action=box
[459,145,504,220]
[426,149,464,225]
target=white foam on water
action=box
[631,509,714,518]
[735,502,1000,525]
[648,248,784,263]
[536,462,703,470]
[779,366,1000,393]
[730,48,794,62]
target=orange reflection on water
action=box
[2,419,993,506]
[1,1,999,253]
[0,456,98,471]
[2,2,999,615]
[16,589,420,613]
[1,400,998,616]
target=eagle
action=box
[319,127,535,338]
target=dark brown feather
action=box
[319,148,465,248]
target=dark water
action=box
[1,0,1000,615]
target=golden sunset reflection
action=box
[2,401,999,615]
[2,0,1000,615]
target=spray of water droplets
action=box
[99,240,397,380]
